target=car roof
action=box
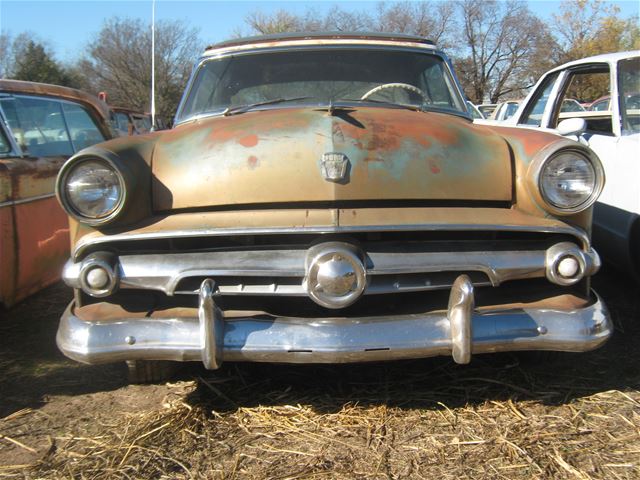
[549,50,640,73]
[205,32,436,55]
[0,79,111,121]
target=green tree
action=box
[552,0,640,62]
[12,40,76,86]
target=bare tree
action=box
[77,17,201,120]
[453,0,554,103]
[0,34,11,78]
[241,6,374,35]
[375,2,456,48]
[244,10,302,35]
[241,2,454,46]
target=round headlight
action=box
[539,151,597,210]
[64,160,123,220]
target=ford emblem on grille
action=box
[320,152,350,183]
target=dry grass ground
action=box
[0,267,638,479]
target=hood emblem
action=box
[320,152,350,183]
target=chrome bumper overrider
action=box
[57,276,612,368]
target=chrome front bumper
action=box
[57,276,613,368]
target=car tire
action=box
[126,360,178,384]
[630,218,640,282]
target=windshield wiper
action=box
[341,99,471,119]
[223,96,313,116]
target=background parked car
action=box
[477,103,497,117]
[0,80,114,307]
[466,100,485,119]
[506,50,640,278]
[110,106,154,136]
[481,100,521,123]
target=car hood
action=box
[151,107,513,210]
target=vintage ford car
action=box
[505,51,640,278]
[54,33,612,380]
[0,80,114,307]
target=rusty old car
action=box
[0,80,114,307]
[54,33,612,381]
[110,106,155,136]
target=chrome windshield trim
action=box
[73,223,591,261]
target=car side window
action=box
[62,102,106,151]
[0,96,74,157]
[618,57,640,135]
[590,98,609,111]
[553,65,612,135]
[519,72,559,126]
[504,103,519,120]
[0,126,11,154]
[115,112,131,134]
[420,62,462,110]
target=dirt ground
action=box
[0,268,639,479]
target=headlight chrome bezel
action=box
[529,143,604,216]
[56,151,128,226]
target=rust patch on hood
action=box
[238,134,259,147]
[152,107,514,211]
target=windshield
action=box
[177,48,466,123]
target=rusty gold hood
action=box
[152,107,512,210]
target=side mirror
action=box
[557,118,586,137]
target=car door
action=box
[0,94,109,307]
[511,56,640,274]
[512,62,634,212]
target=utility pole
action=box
[150,0,156,130]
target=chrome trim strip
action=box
[0,193,56,209]
[73,223,592,260]
[56,290,612,367]
[63,245,601,296]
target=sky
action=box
[1,0,639,63]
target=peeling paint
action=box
[239,134,259,147]
[247,155,259,169]
[152,107,515,211]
